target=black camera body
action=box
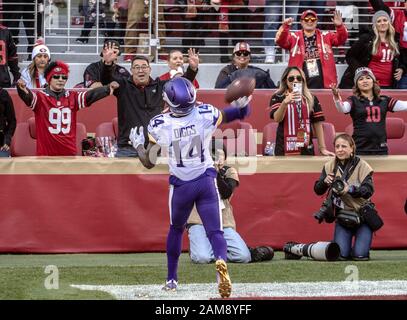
[313,197,335,223]
[331,177,345,194]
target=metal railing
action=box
[0,0,387,63]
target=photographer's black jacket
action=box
[101,63,197,147]
[0,88,16,146]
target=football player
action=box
[16,60,119,156]
[129,77,251,298]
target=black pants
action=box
[219,8,250,61]
[2,1,35,54]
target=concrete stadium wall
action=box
[0,156,406,253]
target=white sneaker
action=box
[264,47,276,64]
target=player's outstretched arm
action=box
[129,126,157,169]
[221,95,252,124]
[85,81,119,106]
[137,142,160,169]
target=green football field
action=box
[1,251,407,300]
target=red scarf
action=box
[283,98,311,155]
[35,69,41,88]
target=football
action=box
[224,77,256,103]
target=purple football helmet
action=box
[163,77,196,115]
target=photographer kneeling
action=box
[314,133,383,261]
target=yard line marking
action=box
[71,280,407,300]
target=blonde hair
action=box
[372,18,399,56]
[27,56,49,88]
[276,66,314,110]
[27,61,37,88]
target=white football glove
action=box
[230,95,252,109]
[129,126,145,149]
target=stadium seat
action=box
[261,122,278,155]
[10,121,37,156]
[95,117,119,139]
[215,121,257,156]
[11,117,87,156]
[345,117,407,155]
[312,122,336,155]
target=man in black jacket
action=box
[101,50,199,157]
[0,88,16,157]
[0,25,20,88]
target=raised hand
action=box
[330,83,341,100]
[283,17,294,26]
[188,48,199,71]
[102,42,120,65]
[16,79,28,93]
[332,10,343,27]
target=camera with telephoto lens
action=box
[331,177,345,194]
[313,197,335,223]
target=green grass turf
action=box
[1,251,406,299]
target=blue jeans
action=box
[0,150,10,157]
[397,74,407,89]
[188,224,251,263]
[333,222,373,259]
[115,145,138,158]
[263,1,299,47]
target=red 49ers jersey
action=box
[30,90,88,156]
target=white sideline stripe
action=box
[71,280,407,300]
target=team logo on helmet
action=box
[163,78,196,115]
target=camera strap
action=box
[332,156,360,183]
[328,157,360,210]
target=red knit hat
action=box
[45,60,70,83]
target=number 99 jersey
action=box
[148,103,223,181]
[30,90,88,156]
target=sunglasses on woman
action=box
[235,51,250,57]
[52,75,68,80]
[287,75,302,82]
[303,17,317,23]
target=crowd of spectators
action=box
[1,2,407,158]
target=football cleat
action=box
[215,259,232,298]
[162,279,178,292]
